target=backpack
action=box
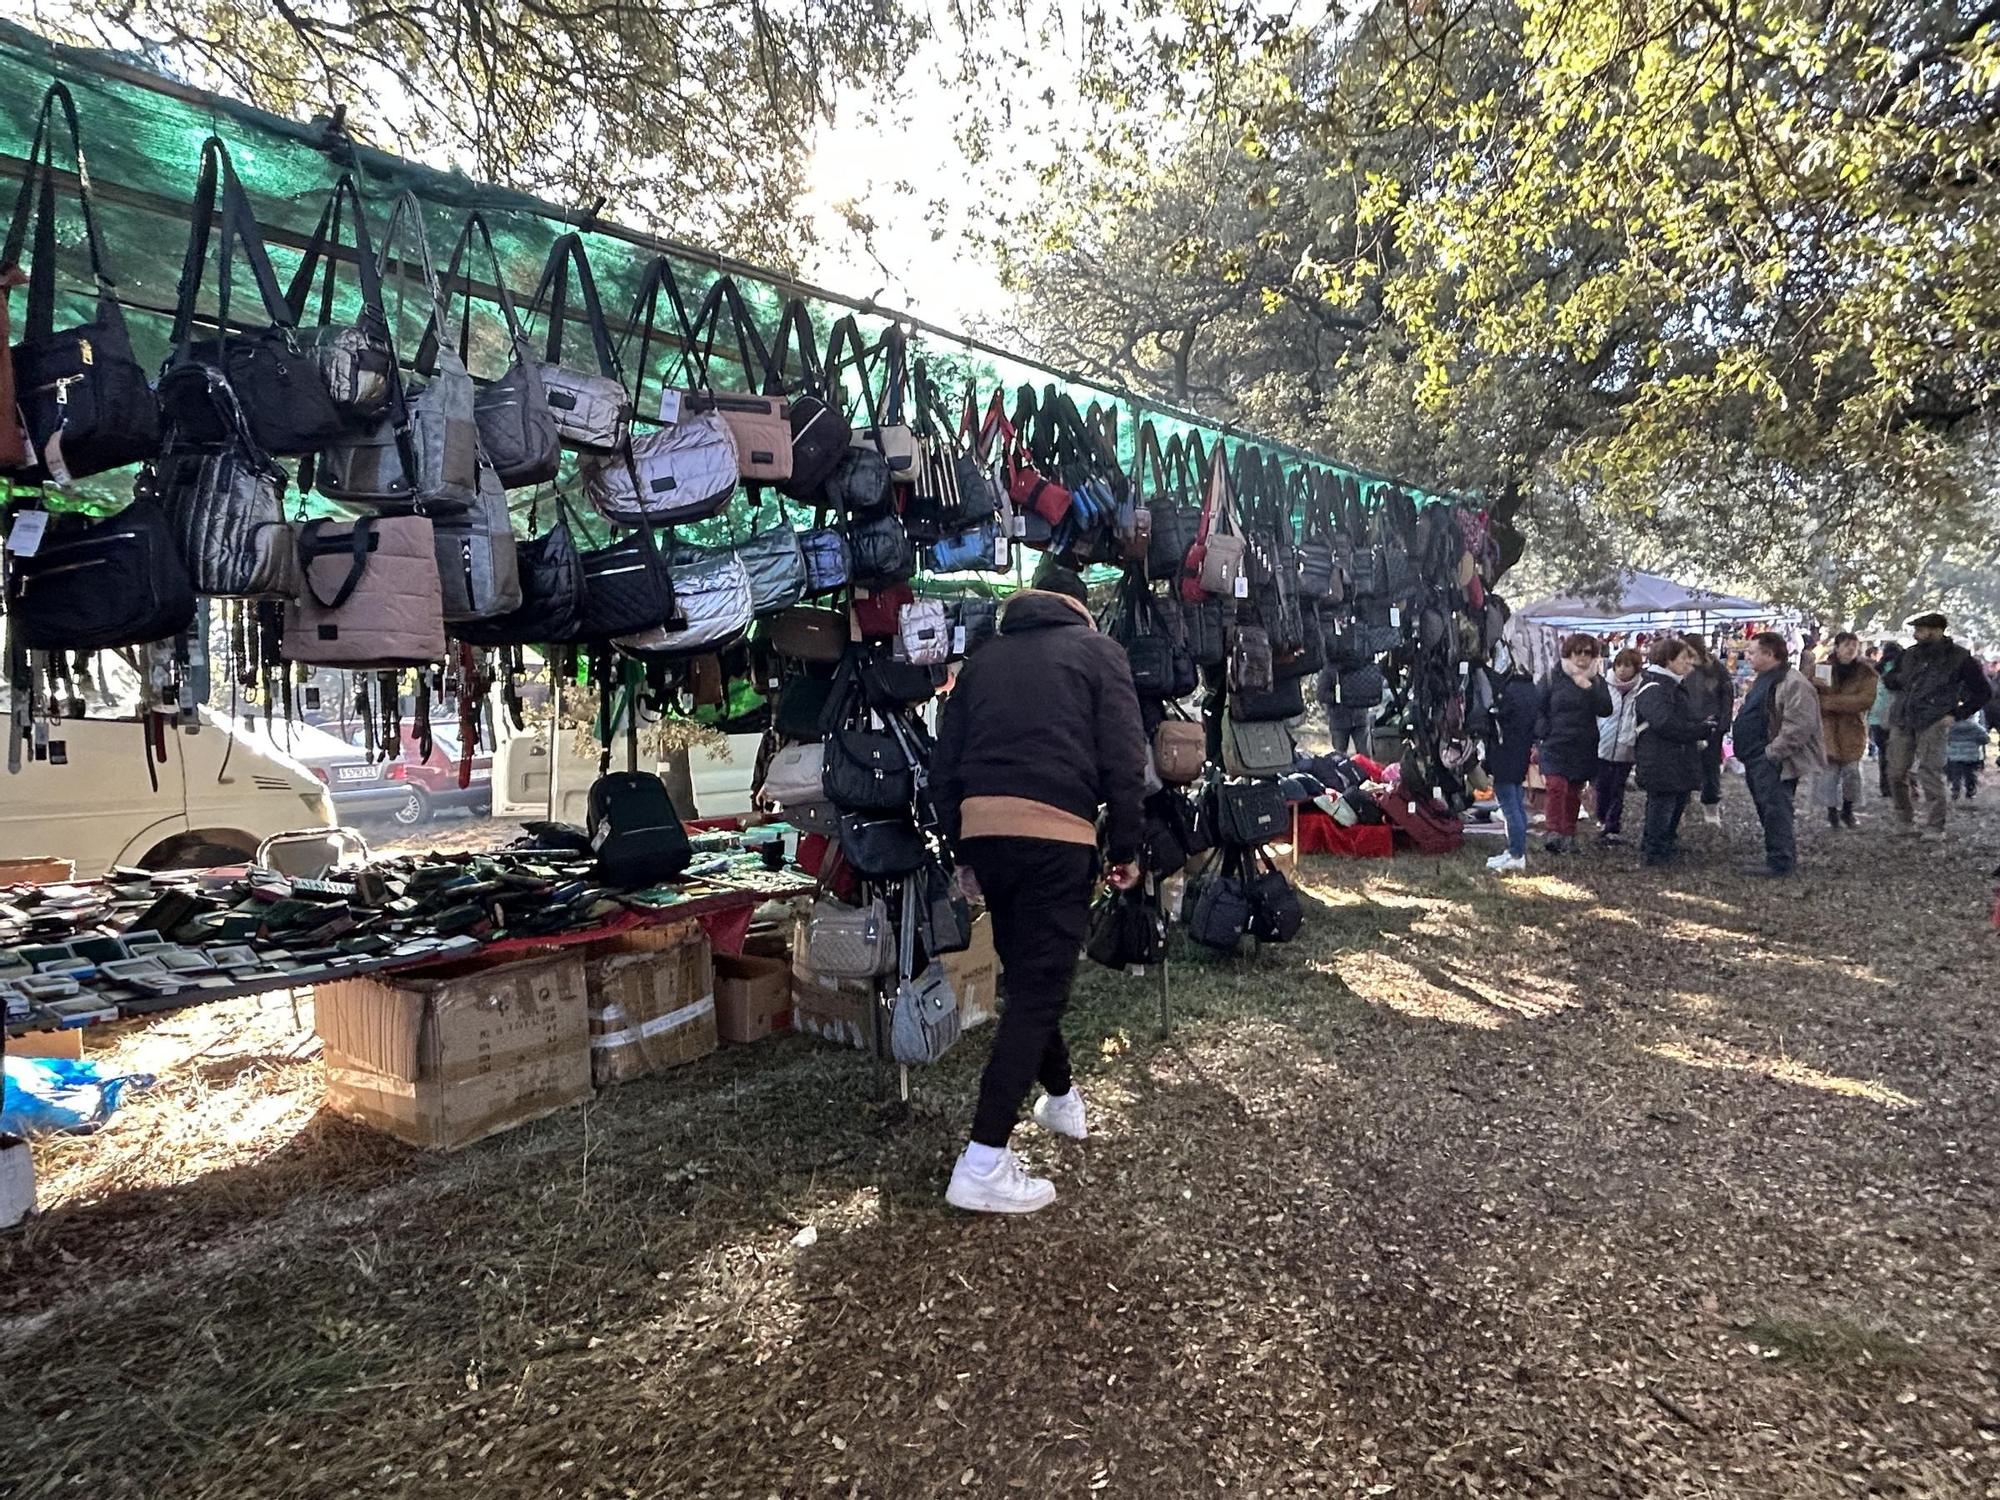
[588,772,693,886]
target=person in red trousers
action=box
[1535,634,1612,854]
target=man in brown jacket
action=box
[931,562,1147,1214]
[1735,632,1827,877]
[1811,631,1878,828]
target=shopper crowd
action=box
[1482,611,1995,878]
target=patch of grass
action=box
[1742,1315,1932,1370]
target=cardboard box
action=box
[587,927,717,1086]
[946,913,1000,1030]
[0,857,73,886]
[315,953,590,1150]
[714,953,792,1044]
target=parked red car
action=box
[304,726,493,828]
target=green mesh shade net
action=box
[0,17,1453,572]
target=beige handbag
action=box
[283,515,446,668]
[680,276,792,485]
[1196,448,1247,598]
[1153,719,1207,785]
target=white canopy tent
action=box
[1519,570,1773,632]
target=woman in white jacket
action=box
[1593,648,1645,845]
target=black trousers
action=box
[1698,737,1724,806]
[1640,789,1689,864]
[960,836,1098,1148]
[1744,756,1798,874]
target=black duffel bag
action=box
[5,502,196,651]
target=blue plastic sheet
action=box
[2,1054,155,1136]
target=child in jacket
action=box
[1592,648,1644,845]
[1946,713,1988,799]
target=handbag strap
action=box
[766,297,827,399]
[297,517,378,612]
[372,191,455,492]
[620,254,703,410]
[422,211,532,372]
[822,314,887,446]
[527,233,623,381]
[1130,419,1170,500]
[685,275,780,396]
[3,83,118,340]
[281,173,390,355]
[1200,441,1240,543]
[170,138,299,347]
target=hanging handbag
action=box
[1153,716,1206,785]
[768,298,852,499]
[1190,446,1248,601]
[1087,886,1167,970]
[1142,430,1200,582]
[1221,715,1296,779]
[759,741,827,808]
[430,464,523,622]
[806,894,895,979]
[1246,851,1304,943]
[526,234,633,453]
[853,580,913,638]
[916,856,973,958]
[894,598,951,666]
[799,523,850,595]
[849,512,916,587]
[1231,671,1305,724]
[429,213,562,488]
[1184,851,1252,952]
[582,257,738,524]
[145,363,294,598]
[1,84,160,482]
[451,505,586,647]
[928,522,1005,574]
[823,724,915,811]
[773,672,838,742]
[838,812,926,880]
[891,961,962,1065]
[768,605,848,664]
[1228,623,1274,694]
[281,173,395,422]
[315,194,482,513]
[618,547,753,658]
[679,276,792,485]
[850,323,920,478]
[860,656,936,712]
[163,139,346,458]
[732,499,809,616]
[282,515,446,667]
[1212,774,1289,846]
[817,316,899,515]
[566,524,676,643]
[4,503,195,651]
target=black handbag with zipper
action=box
[849,512,916,587]
[163,138,347,458]
[1,84,160,483]
[451,511,586,646]
[822,724,915,811]
[565,522,676,643]
[769,298,853,500]
[5,502,196,651]
[1184,851,1252,952]
[839,812,927,880]
[1087,886,1167,969]
[1246,850,1304,943]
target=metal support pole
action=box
[1156,955,1171,1038]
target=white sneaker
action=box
[1487,853,1527,872]
[945,1148,1057,1214]
[1032,1089,1088,1141]
[1703,806,1722,826]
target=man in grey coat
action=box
[1881,611,1993,837]
[1734,632,1826,877]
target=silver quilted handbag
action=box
[891,961,962,1066]
[893,599,950,665]
[581,401,738,525]
[529,234,632,454]
[806,895,894,979]
[736,519,808,617]
[615,548,753,659]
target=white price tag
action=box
[1012,514,1028,537]
[993,534,1008,565]
[1406,799,1418,816]
[657,388,683,425]
[1459,661,1469,677]
[1389,607,1401,628]
[6,511,47,556]
[1432,784,1444,802]
[952,625,967,655]
[42,434,73,487]
[1232,574,1249,599]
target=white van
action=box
[0,706,335,875]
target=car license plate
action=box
[334,765,377,783]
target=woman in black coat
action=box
[1632,637,1712,866]
[1535,634,1613,852]
[1482,657,1543,870]
[1681,638,1735,821]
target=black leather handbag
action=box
[1,84,160,483]
[917,856,973,958]
[822,725,915,811]
[1213,777,1288,848]
[451,512,586,647]
[838,812,926,880]
[849,512,916,587]
[1230,672,1305,724]
[1246,851,1304,943]
[163,139,347,458]
[565,524,675,643]
[5,502,196,651]
[1087,886,1166,970]
[769,299,853,500]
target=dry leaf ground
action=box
[3,779,1997,1498]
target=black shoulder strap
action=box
[1130,419,1168,498]
[2,83,118,340]
[620,254,702,407]
[685,275,779,395]
[282,173,388,351]
[423,211,531,371]
[822,314,885,437]
[170,137,299,347]
[766,298,826,398]
[527,233,622,380]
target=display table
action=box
[1,846,815,1041]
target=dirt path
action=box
[5,781,1997,1498]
